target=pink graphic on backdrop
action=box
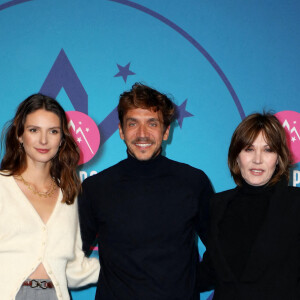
[275,111,300,164]
[66,111,100,165]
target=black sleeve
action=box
[197,249,217,292]
[196,177,217,292]
[78,180,98,256]
[195,172,214,246]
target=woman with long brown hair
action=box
[0,94,99,300]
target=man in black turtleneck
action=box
[78,83,214,300]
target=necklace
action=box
[18,175,57,198]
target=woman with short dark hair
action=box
[198,112,300,299]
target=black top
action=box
[219,181,272,278]
[78,153,214,300]
[198,178,300,300]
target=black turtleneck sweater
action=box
[219,181,272,278]
[78,153,214,300]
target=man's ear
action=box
[118,123,125,140]
[163,125,170,141]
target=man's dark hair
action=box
[118,83,175,129]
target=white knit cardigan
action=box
[0,174,100,300]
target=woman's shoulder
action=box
[0,171,12,182]
[286,185,300,197]
[209,188,238,211]
[0,173,14,198]
[0,170,10,175]
[212,187,238,200]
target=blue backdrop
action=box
[1,1,300,299]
